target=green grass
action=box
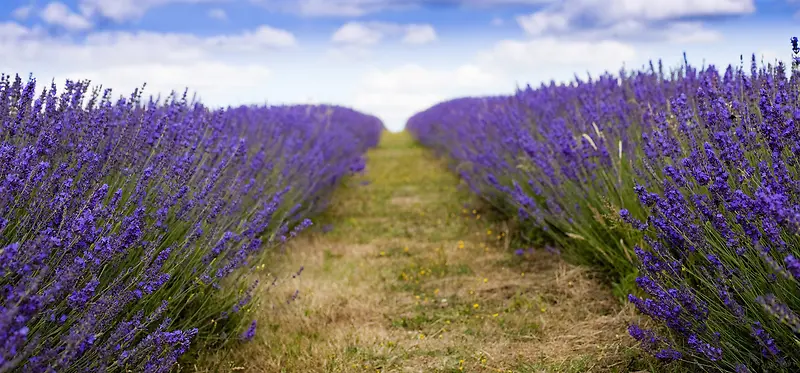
[192,131,657,373]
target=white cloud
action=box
[516,0,754,39]
[40,2,93,31]
[206,25,297,48]
[516,11,569,36]
[208,8,227,20]
[543,20,724,44]
[12,6,33,20]
[662,22,723,44]
[477,37,637,74]
[78,0,225,23]
[79,0,150,22]
[402,24,436,45]
[331,22,384,45]
[593,0,755,23]
[0,22,39,42]
[331,21,437,46]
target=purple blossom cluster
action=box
[0,74,382,372]
[407,41,800,371]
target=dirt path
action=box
[198,132,645,373]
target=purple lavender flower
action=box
[240,320,257,342]
[749,321,782,361]
[687,334,722,361]
[785,254,800,280]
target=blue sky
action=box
[0,0,798,131]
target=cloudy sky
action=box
[0,0,798,131]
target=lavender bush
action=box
[621,49,800,371]
[0,74,382,372]
[408,39,800,371]
[407,68,668,280]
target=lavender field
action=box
[2,26,800,373]
[0,76,382,372]
[407,39,800,372]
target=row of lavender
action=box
[407,47,800,371]
[0,74,383,372]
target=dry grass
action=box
[193,132,657,373]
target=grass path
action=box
[199,132,646,372]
